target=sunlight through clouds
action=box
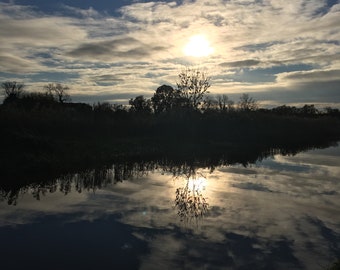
[183,35,214,57]
[0,0,339,107]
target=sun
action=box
[183,35,214,57]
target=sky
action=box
[0,0,339,107]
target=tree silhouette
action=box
[324,107,340,117]
[272,105,298,115]
[300,104,318,116]
[93,102,113,113]
[151,85,180,114]
[1,81,24,103]
[238,93,258,111]
[129,95,152,114]
[217,94,234,112]
[201,95,217,111]
[177,68,211,109]
[44,83,71,103]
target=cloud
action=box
[65,36,169,62]
[0,54,44,73]
[277,69,340,83]
[61,4,102,18]
[220,59,261,68]
[0,0,339,106]
[66,38,137,58]
[0,17,86,47]
[89,74,125,84]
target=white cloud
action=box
[0,17,87,47]
[0,0,339,106]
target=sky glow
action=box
[0,0,339,107]
[183,35,214,57]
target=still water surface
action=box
[1,145,339,269]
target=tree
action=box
[93,102,113,113]
[272,105,297,115]
[217,94,234,112]
[177,68,211,109]
[129,95,152,114]
[1,81,25,103]
[151,85,179,114]
[238,93,258,111]
[44,83,71,103]
[300,104,318,116]
[324,107,340,117]
[19,92,56,110]
[202,96,218,111]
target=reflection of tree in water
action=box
[159,163,210,223]
[1,163,151,205]
[1,141,337,205]
[175,174,209,224]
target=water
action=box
[1,145,339,269]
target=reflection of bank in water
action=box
[174,175,209,224]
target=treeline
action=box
[2,76,339,117]
[2,80,340,143]
[1,72,340,176]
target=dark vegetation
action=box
[1,74,339,270]
[1,69,340,184]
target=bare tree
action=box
[177,68,211,109]
[238,93,258,111]
[93,102,113,113]
[44,83,71,103]
[1,81,24,102]
[216,94,234,112]
[202,96,218,111]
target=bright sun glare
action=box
[188,177,207,193]
[183,35,214,57]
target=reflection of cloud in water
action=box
[218,167,258,175]
[0,187,88,226]
[139,234,184,270]
[231,182,273,192]
[0,145,340,269]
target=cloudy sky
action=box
[0,0,339,107]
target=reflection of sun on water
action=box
[175,176,209,223]
[188,177,207,192]
[183,35,214,57]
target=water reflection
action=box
[1,164,150,205]
[1,141,338,206]
[1,163,211,223]
[175,175,209,223]
[1,143,340,269]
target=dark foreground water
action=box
[1,145,339,270]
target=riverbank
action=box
[1,100,340,179]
